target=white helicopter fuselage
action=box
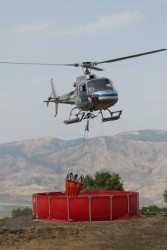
[74,74,118,112]
[45,75,121,123]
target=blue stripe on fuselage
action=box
[86,93,118,98]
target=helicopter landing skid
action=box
[101,109,122,122]
[64,107,83,125]
[64,107,122,125]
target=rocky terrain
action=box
[0,129,167,216]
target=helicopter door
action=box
[79,84,89,103]
[79,84,87,93]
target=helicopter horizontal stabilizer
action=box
[102,110,122,122]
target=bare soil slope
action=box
[0,216,167,250]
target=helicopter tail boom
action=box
[44,79,75,117]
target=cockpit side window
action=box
[88,80,95,93]
[105,79,114,91]
[79,84,86,93]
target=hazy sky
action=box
[0,0,167,143]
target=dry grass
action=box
[0,216,167,249]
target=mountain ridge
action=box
[0,129,167,216]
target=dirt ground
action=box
[0,215,167,250]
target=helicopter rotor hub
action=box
[82,65,91,75]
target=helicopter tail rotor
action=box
[46,78,57,103]
[54,102,58,117]
[50,78,59,117]
[45,78,59,117]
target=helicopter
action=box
[43,49,166,124]
[0,49,166,124]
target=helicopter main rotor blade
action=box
[0,60,103,71]
[0,61,79,67]
[95,49,166,65]
[0,49,166,70]
[88,65,104,71]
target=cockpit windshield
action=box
[87,78,114,93]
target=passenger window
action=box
[79,85,86,93]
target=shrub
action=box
[83,171,124,191]
[0,217,9,226]
[11,207,32,218]
[140,205,167,215]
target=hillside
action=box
[0,129,167,216]
[0,216,167,250]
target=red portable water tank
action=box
[32,190,141,222]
